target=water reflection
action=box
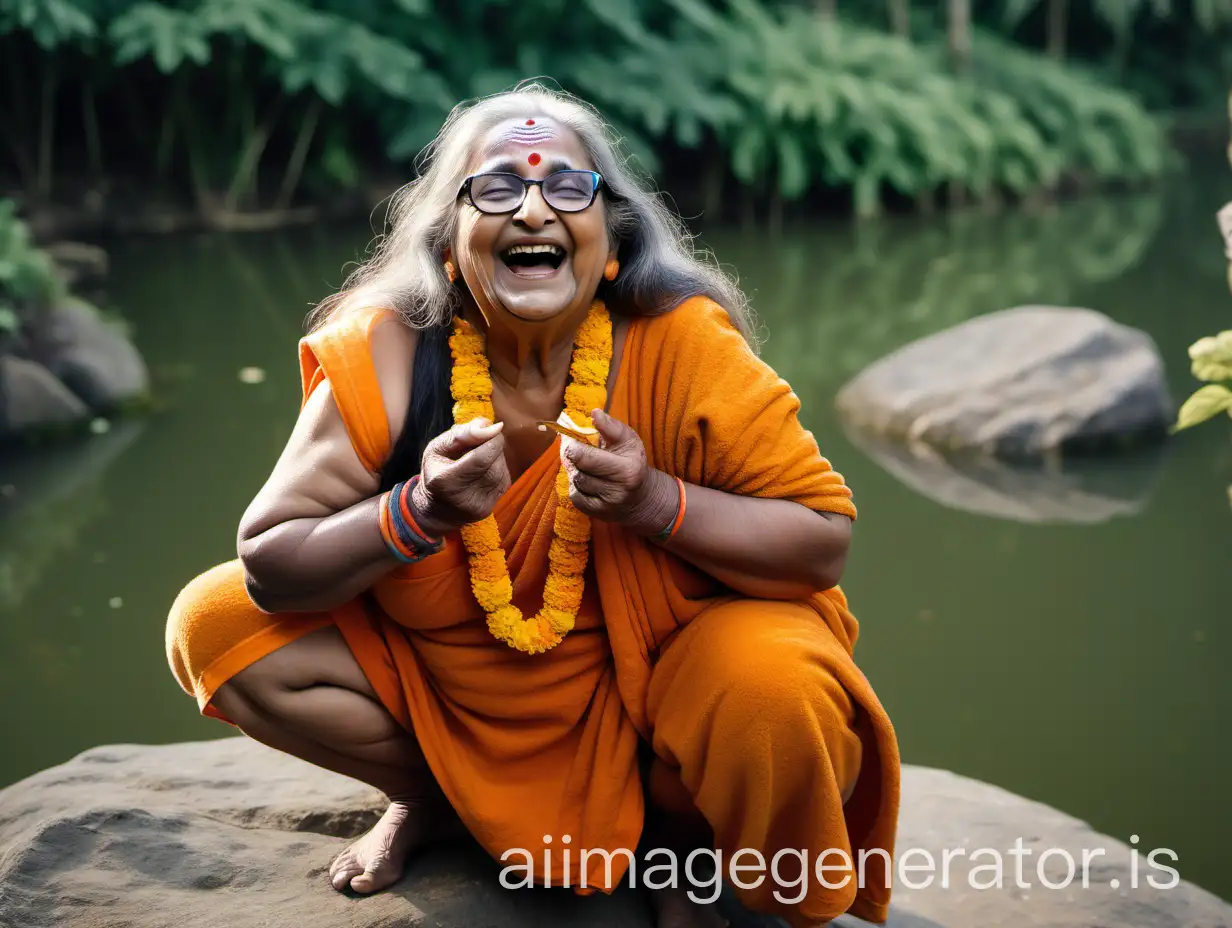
[712,191,1166,398]
[0,422,146,615]
[841,424,1166,524]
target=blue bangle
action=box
[385,477,444,562]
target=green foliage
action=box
[0,200,64,329]
[1173,105,1232,447]
[1174,382,1232,431]
[1174,325,1232,432]
[0,0,1192,215]
[968,33,1168,183]
[109,5,210,71]
[564,0,1166,214]
[0,0,96,49]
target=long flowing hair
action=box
[309,80,752,339]
[308,81,755,487]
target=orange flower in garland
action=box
[449,300,612,654]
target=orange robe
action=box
[166,296,900,925]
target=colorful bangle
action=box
[379,476,444,564]
[651,476,687,543]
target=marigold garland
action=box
[449,300,612,654]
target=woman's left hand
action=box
[560,409,674,529]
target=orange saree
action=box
[166,295,900,926]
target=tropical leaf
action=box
[1188,331,1232,382]
[1173,384,1232,432]
[0,0,96,48]
[109,4,210,71]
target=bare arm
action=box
[236,318,416,614]
[630,469,851,600]
[563,409,853,602]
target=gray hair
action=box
[309,81,754,344]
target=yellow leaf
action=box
[1173,384,1232,432]
[1188,330,1232,382]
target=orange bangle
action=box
[653,476,687,543]
[667,477,687,539]
[397,478,441,545]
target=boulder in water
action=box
[0,355,88,438]
[41,297,149,410]
[835,306,1173,459]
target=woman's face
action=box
[452,117,615,326]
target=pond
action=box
[2,167,1230,904]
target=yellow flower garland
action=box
[449,300,612,654]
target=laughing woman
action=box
[166,84,900,928]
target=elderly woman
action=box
[166,85,899,928]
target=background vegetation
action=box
[1,0,1229,226]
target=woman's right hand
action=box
[411,419,511,535]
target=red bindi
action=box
[525,119,535,125]
[528,152,541,166]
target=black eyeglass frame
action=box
[457,169,609,214]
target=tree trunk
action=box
[82,81,103,182]
[156,71,188,183]
[889,0,910,38]
[701,151,725,222]
[37,58,59,200]
[947,0,971,73]
[275,95,323,210]
[1046,0,1068,60]
[224,92,286,213]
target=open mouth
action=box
[500,243,567,278]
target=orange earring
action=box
[604,259,620,281]
[444,260,457,283]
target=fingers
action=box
[561,439,630,479]
[432,419,504,460]
[453,429,507,478]
[569,470,605,499]
[591,408,635,449]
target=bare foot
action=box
[329,799,442,894]
[651,886,730,928]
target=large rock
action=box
[43,241,109,289]
[834,306,1173,459]
[41,298,149,410]
[0,355,88,438]
[2,739,1228,928]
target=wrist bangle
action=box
[379,476,445,563]
[651,476,687,544]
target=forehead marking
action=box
[498,124,556,147]
[528,152,541,166]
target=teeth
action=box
[504,244,565,257]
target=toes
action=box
[349,866,397,894]
[331,866,362,892]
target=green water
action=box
[2,172,1230,903]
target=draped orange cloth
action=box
[166,296,900,925]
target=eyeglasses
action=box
[458,170,606,215]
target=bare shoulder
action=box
[368,313,419,447]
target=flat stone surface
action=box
[834,305,1173,459]
[1,739,1228,928]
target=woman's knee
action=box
[657,600,833,708]
[650,599,863,789]
[165,559,253,695]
